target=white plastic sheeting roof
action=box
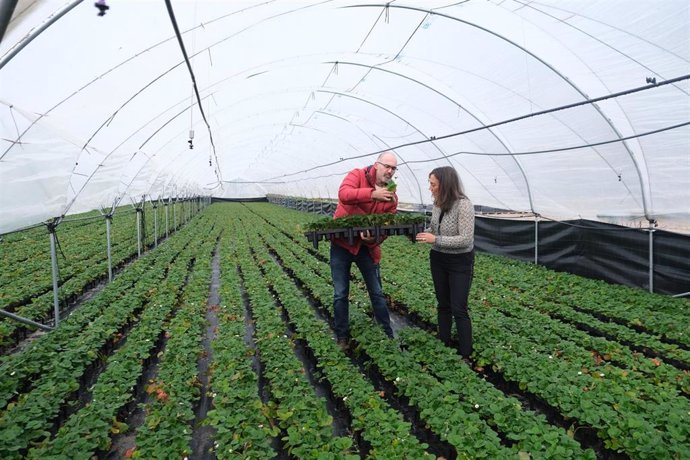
[1,0,689,234]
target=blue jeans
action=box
[330,243,393,339]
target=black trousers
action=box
[430,249,475,357]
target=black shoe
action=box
[337,337,349,352]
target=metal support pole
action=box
[173,201,177,230]
[647,224,656,293]
[165,202,170,238]
[153,204,158,248]
[49,229,60,327]
[0,309,53,331]
[534,215,539,265]
[106,216,113,282]
[136,209,142,257]
[0,0,82,71]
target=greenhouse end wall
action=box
[269,196,690,297]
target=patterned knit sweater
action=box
[427,197,475,254]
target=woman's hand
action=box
[415,232,435,244]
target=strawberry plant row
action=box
[130,226,219,458]
[0,206,188,350]
[472,306,690,431]
[0,216,210,456]
[241,203,690,458]
[0,200,191,311]
[400,327,595,459]
[476,286,690,395]
[475,253,690,346]
[258,223,591,459]
[378,239,690,457]
[253,202,690,341]
[0,238,139,350]
[0,213,210,408]
[0,209,112,270]
[386,281,688,457]
[503,253,687,320]
[1,222,58,267]
[514,296,690,366]
[28,280,183,457]
[0,241,198,458]
[206,227,277,459]
[472,313,688,458]
[238,216,435,458]
[234,222,359,459]
[263,237,511,459]
[1,209,136,305]
[383,237,690,376]
[245,203,335,257]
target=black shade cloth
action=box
[474,216,690,296]
[271,195,689,297]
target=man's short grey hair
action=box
[376,151,396,162]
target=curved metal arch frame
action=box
[306,89,513,210]
[2,1,670,222]
[330,60,537,211]
[348,3,653,221]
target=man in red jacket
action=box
[331,151,398,350]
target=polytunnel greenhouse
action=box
[0,0,689,458]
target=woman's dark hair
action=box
[429,166,466,212]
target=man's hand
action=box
[360,229,376,243]
[372,186,395,202]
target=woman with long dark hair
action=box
[415,166,475,358]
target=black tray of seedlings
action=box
[303,213,426,249]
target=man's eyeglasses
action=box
[376,161,398,172]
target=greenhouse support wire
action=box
[263,117,689,185]
[265,72,690,180]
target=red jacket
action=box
[333,165,398,264]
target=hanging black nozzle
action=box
[94,0,110,16]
